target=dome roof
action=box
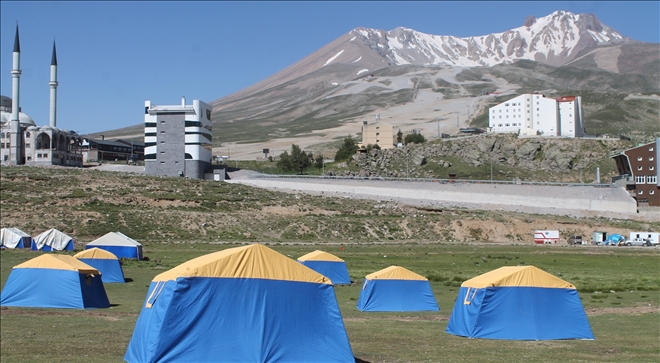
[0,95,11,108]
[0,110,36,127]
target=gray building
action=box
[144,98,212,179]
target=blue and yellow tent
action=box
[74,248,125,283]
[0,254,110,309]
[446,266,594,340]
[298,250,351,285]
[124,244,354,363]
[356,265,440,312]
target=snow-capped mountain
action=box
[215,11,637,106]
[340,10,632,69]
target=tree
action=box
[277,144,312,174]
[396,129,403,144]
[334,135,359,162]
[314,154,324,170]
[404,132,426,144]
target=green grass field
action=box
[1,243,659,363]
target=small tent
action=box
[446,265,594,340]
[74,248,125,283]
[1,227,31,249]
[85,231,142,260]
[31,228,74,251]
[297,250,351,285]
[125,244,354,363]
[356,265,440,312]
[1,254,110,309]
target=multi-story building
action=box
[488,93,583,138]
[360,120,394,149]
[144,98,212,179]
[612,139,660,207]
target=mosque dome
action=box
[0,96,36,127]
[0,95,11,110]
[0,110,36,127]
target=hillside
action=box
[1,166,657,245]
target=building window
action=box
[638,190,643,195]
[651,166,655,171]
[26,132,30,137]
[650,147,654,152]
[505,103,509,106]
[635,175,646,184]
[638,156,643,161]
[650,190,655,195]
[160,120,165,123]
[650,157,654,161]
[638,166,643,171]
[26,142,30,148]
[161,131,165,134]
[646,176,657,184]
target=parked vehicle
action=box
[567,235,583,245]
[629,232,659,246]
[534,230,559,244]
[624,238,652,247]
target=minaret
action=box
[49,40,58,127]
[9,23,24,165]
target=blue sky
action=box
[1,1,658,135]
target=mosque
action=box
[0,25,83,167]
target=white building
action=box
[488,94,583,137]
[144,98,213,179]
[1,25,82,167]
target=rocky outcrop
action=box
[346,134,626,181]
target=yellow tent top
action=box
[461,266,576,289]
[153,244,332,284]
[14,254,100,275]
[297,250,345,262]
[74,248,119,260]
[365,266,427,281]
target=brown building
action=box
[612,139,659,207]
[360,120,394,149]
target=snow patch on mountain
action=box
[324,50,344,66]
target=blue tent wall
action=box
[2,236,31,249]
[446,286,594,340]
[1,268,109,309]
[86,245,141,260]
[357,279,439,312]
[77,258,125,283]
[299,260,351,285]
[125,277,354,363]
[31,240,73,251]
